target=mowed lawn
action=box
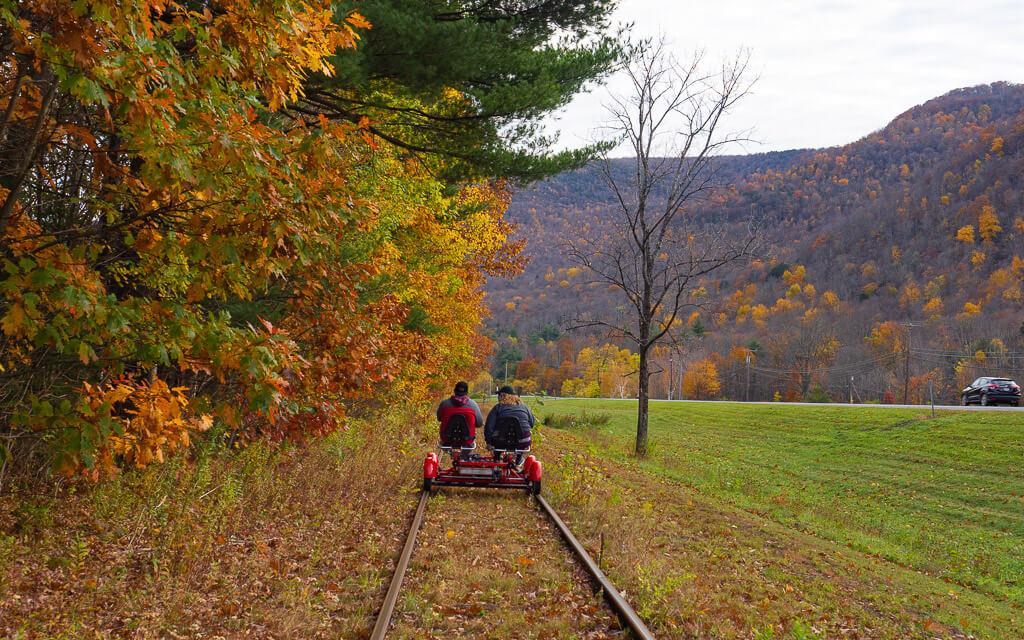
[529,399,1024,607]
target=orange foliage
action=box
[0,2,523,477]
[865,322,906,373]
[680,358,720,400]
[978,207,1002,242]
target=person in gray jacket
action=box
[484,385,534,455]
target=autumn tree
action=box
[0,1,534,479]
[767,309,841,398]
[865,321,908,371]
[864,321,915,401]
[516,357,542,381]
[979,206,1002,242]
[566,40,756,455]
[576,344,638,398]
[680,357,720,400]
[0,0,368,475]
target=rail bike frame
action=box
[423,449,542,494]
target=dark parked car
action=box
[960,377,1021,406]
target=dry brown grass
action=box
[0,406,634,640]
[0,411,429,639]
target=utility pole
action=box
[679,359,684,401]
[899,322,922,405]
[850,376,854,404]
[504,360,509,387]
[745,351,751,402]
[929,379,935,417]
[903,343,910,405]
[668,354,674,400]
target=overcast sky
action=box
[551,0,1024,155]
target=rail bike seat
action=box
[490,416,531,455]
[439,409,476,454]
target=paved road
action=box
[667,400,1023,412]
[657,399,1024,412]
[542,397,1024,412]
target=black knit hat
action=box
[497,385,515,395]
[453,381,469,396]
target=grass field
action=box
[530,400,1024,612]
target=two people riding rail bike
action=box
[426,381,542,494]
[436,382,535,464]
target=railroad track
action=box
[369,488,656,640]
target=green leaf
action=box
[28,268,57,288]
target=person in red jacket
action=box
[436,381,484,448]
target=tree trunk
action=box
[0,72,57,238]
[636,345,649,456]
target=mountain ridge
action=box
[484,82,1024,402]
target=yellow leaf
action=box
[347,12,372,30]
[78,341,92,364]
[1,303,25,336]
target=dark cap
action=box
[453,381,469,396]
[497,385,515,395]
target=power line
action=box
[749,352,898,375]
[913,359,1024,375]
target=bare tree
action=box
[566,39,758,456]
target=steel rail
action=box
[369,489,430,640]
[371,488,656,639]
[535,494,657,640]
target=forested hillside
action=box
[485,83,1024,404]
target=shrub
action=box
[542,411,611,430]
[805,384,830,403]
